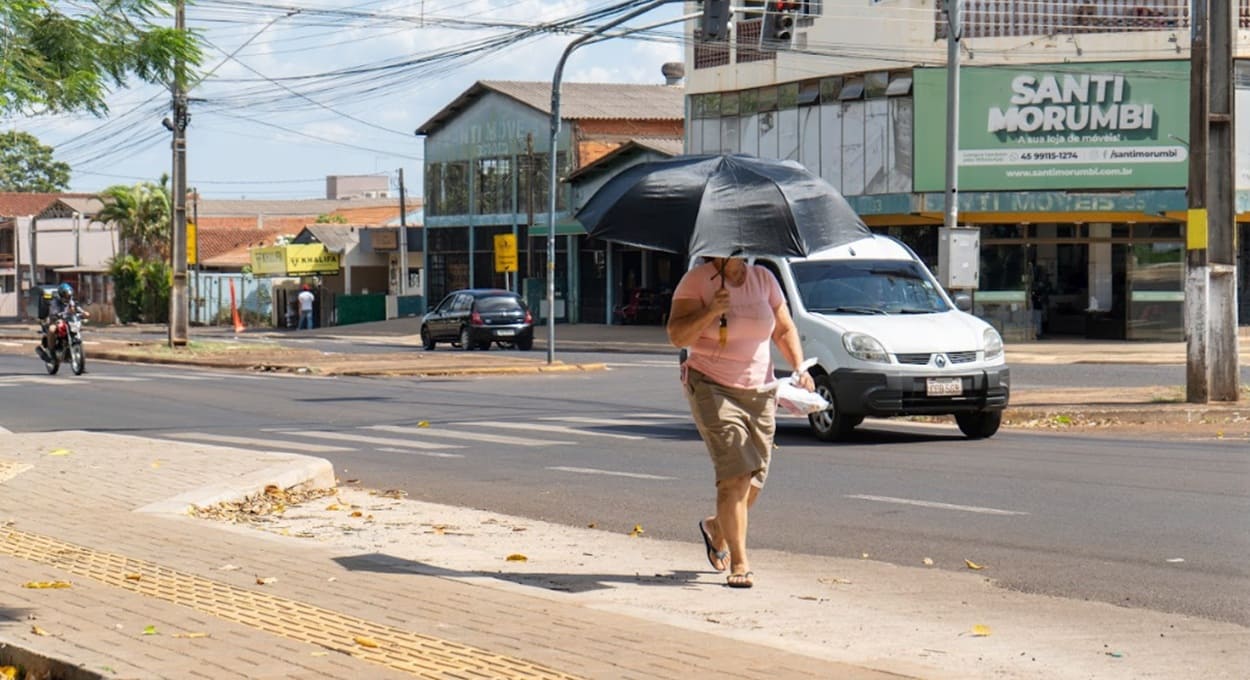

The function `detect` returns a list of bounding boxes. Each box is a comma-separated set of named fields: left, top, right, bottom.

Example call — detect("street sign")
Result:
left=494, top=233, right=517, bottom=273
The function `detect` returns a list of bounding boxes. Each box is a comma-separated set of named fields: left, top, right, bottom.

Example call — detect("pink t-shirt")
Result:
left=673, top=261, right=782, bottom=389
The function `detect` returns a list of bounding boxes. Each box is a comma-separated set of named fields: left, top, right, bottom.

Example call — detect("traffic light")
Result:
left=699, top=0, right=731, bottom=42
left=760, top=0, right=798, bottom=50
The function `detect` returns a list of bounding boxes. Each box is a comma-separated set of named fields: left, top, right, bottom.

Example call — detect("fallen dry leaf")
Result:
left=354, top=636, right=379, bottom=648
left=125, top=573, right=142, bottom=581
left=22, top=581, right=71, bottom=589
left=0, top=666, right=17, bottom=680
left=818, top=577, right=853, bottom=585
left=30, top=625, right=49, bottom=636
left=325, top=503, right=342, bottom=511
left=417, top=420, right=429, bottom=428
left=256, top=577, right=277, bottom=585
left=310, top=651, right=329, bottom=657
left=172, top=632, right=209, bottom=639
left=142, top=625, right=158, bottom=636
left=349, top=511, right=362, bottom=518
left=964, top=559, right=985, bottom=570
left=923, top=557, right=934, bottom=566
left=218, top=564, right=242, bottom=571
left=505, top=553, right=528, bottom=562
left=587, top=522, right=597, bottom=529
left=971, top=624, right=992, bottom=637
left=150, top=460, right=162, bottom=469
left=629, top=524, right=645, bottom=537
left=48, top=448, right=71, bottom=456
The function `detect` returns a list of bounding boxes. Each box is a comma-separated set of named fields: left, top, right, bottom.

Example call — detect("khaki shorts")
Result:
left=684, top=367, right=777, bottom=488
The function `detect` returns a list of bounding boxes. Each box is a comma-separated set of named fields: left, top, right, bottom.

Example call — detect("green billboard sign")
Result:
left=914, top=61, right=1189, bottom=192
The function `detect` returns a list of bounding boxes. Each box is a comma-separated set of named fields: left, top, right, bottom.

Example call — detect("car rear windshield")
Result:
left=475, top=295, right=524, bottom=313
left=791, top=259, right=950, bottom=315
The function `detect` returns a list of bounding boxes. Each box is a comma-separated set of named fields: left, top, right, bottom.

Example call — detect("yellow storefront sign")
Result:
left=249, top=244, right=341, bottom=276
left=285, top=244, right=341, bottom=275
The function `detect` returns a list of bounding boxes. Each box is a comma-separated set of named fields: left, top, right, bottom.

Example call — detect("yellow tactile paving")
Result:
left=1, top=527, right=583, bottom=679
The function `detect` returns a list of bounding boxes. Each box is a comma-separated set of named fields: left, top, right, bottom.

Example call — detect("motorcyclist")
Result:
left=37, top=283, right=87, bottom=362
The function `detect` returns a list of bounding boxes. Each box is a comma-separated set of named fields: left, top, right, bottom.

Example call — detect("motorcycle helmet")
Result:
left=57, top=282, right=73, bottom=301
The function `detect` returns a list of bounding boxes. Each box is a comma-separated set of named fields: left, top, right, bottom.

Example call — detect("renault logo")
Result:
left=935, top=354, right=948, bottom=368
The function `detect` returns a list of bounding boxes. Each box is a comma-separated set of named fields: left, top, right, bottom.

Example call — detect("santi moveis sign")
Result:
left=249, top=244, right=341, bottom=276
left=913, top=61, right=1189, bottom=192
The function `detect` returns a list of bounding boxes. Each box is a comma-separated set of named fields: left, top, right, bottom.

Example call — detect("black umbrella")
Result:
left=575, top=154, right=871, bottom=259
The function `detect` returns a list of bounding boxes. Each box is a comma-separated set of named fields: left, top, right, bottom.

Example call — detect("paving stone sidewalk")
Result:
left=0, top=431, right=907, bottom=680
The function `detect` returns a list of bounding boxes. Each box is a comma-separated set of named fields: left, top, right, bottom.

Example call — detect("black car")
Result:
left=420, top=289, right=534, bottom=351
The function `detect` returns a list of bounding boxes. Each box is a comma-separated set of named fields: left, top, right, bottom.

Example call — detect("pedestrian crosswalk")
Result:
left=148, top=413, right=689, bottom=457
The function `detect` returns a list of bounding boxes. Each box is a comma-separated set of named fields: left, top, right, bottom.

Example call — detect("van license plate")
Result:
left=926, top=378, right=962, bottom=396
left=496, top=329, right=515, bottom=337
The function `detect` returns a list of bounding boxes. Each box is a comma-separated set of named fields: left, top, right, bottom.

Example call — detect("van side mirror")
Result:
left=953, top=293, right=973, bottom=312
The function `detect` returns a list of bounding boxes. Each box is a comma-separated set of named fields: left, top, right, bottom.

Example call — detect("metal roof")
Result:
left=197, top=198, right=399, bottom=216
left=416, top=81, right=685, bottom=136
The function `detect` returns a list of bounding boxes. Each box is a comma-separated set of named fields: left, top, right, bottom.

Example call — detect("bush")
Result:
left=109, top=255, right=171, bottom=323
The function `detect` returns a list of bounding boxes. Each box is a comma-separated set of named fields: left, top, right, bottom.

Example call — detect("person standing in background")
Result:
left=298, top=284, right=315, bottom=330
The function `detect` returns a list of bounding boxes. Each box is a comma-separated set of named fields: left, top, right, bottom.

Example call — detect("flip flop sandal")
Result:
left=726, top=571, right=754, bottom=589
left=698, top=520, right=728, bottom=572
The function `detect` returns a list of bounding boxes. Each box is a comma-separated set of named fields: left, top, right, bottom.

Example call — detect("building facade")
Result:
left=684, top=0, right=1250, bottom=341
left=416, top=79, right=684, bottom=323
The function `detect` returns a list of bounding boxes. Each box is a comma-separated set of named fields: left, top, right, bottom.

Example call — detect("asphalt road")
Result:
left=1, top=351, right=1247, bottom=626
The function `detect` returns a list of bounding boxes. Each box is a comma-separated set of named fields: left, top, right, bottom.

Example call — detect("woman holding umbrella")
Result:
left=668, top=255, right=814, bottom=589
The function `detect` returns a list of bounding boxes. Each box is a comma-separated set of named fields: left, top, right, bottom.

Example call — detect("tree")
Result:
left=0, top=1, right=200, bottom=116
left=0, top=130, right=69, bottom=191
left=98, top=178, right=170, bottom=261
left=315, top=213, right=348, bottom=224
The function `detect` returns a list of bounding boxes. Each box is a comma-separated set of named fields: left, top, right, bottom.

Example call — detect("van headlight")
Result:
left=983, top=328, right=1004, bottom=360
left=843, top=332, right=889, bottom=363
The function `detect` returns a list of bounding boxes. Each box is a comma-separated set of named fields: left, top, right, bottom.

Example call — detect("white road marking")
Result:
left=547, top=466, right=675, bottom=480
left=283, top=430, right=465, bottom=451
left=368, top=424, right=570, bottom=447
left=0, top=376, right=71, bottom=386
left=845, top=494, right=1028, bottom=516
left=541, top=415, right=686, bottom=427
left=73, top=375, right=147, bottom=382
left=468, top=421, right=646, bottom=441
left=376, top=446, right=464, bottom=458
left=159, top=432, right=352, bottom=453
left=0, top=341, right=21, bottom=347
left=133, top=372, right=214, bottom=381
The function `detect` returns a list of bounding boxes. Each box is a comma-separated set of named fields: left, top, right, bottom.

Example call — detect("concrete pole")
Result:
left=942, top=0, right=961, bottom=232
left=169, top=0, right=189, bottom=347
left=1208, top=0, right=1240, bottom=401
left=398, top=167, right=409, bottom=296
left=1185, top=0, right=1211, bottom=403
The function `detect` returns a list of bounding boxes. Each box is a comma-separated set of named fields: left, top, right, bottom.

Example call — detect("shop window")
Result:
left=739, top=89, right=759, bottom=115
left=442, top=161, right=470, bottom=215
left=819, top=77, right=842, bottom=104
left=797, top=81, right=820, bottom=107
left=427, top=227, right=469, bottom=252
left=1134, top=224, right=1182, bottom=240
left=720, top=92, right=740, bottom=117
left=758, top=86, right=778, bottom=112
left=476, top=157, right=513, bottom=214
left=424, top=163, right=442, bottom=216
left=778, top=83, right=799, bottom=109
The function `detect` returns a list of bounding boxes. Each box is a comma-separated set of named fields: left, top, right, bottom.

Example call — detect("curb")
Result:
left=134, top=449, right=336, bottom=516
left=87, top=350, right=609, bottom=377
left=0, top=642, right=105, bottom=680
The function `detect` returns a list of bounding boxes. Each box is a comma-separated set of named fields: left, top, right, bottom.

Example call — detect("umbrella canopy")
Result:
left=575, top=154, right=871, bottom=259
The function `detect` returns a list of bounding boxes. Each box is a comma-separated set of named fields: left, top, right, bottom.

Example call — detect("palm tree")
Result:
left=98, top=177, right=171, bottom=261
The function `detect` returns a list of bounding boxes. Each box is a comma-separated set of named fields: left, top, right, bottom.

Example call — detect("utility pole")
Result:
left=524, top=133, right=535, bottom=284
left=942, top=0, right=961, bottom=232
left=1186, top=0, right=1213, bottom=403
left=1184, top=0, right=1238, bottom=403
left=398, top=168, right=409, bottom=295
left=168, top=0, right=189, bottom=347
left=1208, top=0, right=1240, bottom=401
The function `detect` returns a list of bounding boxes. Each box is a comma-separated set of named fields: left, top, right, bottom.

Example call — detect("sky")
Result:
left=13, top=0, right=686, bottom=200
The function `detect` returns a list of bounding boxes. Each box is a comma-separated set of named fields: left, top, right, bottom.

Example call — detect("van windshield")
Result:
left=791, top=259, right=950, bottom=315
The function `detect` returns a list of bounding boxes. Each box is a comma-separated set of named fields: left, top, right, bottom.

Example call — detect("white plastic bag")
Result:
left=770, top=359, right=830, bottom=416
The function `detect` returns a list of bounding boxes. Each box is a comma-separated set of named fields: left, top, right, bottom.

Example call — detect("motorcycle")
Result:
left=40, top=312, right=86, bottom=375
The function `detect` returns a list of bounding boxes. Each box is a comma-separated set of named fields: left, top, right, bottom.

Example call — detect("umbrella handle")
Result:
left=718, top=314, right=727, bottom=347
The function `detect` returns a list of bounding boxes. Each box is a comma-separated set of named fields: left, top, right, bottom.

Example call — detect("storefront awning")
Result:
left=250, top=243, right=341, bottom=276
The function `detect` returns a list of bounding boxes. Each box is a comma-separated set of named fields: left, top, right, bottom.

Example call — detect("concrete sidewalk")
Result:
left=2, top=431, right=1246, bottom=680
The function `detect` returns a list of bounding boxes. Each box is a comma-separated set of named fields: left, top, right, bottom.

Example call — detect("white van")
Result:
left=756, top=234, right=1010, bottom=441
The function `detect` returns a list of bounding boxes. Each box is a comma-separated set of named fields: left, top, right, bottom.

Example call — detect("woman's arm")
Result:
left=771, top=302, right=814, bottom=390
left=666, top=288, right=730, bottom=349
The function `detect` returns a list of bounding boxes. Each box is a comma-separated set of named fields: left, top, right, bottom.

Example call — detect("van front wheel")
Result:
left=807, top=375, right=859, bottom=442
left=956, top=410, right=1002, bottom=439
